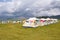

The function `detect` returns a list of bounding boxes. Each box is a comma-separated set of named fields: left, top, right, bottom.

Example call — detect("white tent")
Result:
left=23, top=17, right=58, bottom=27
left=23, top=17, right=39, bottom=27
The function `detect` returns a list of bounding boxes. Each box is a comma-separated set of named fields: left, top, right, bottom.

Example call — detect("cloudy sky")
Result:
left=0, top=0, right=60, bottom=16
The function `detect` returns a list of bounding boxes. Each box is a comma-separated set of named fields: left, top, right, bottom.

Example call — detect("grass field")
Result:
left=0, top=21, right=60, bottom=40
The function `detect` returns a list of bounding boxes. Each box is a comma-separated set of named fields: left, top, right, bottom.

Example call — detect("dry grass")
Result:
left=0, top=21, right=60, bottom=40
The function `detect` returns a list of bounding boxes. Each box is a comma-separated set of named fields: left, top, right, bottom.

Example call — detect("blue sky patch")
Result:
left=0, top=0, right=12, bottom=2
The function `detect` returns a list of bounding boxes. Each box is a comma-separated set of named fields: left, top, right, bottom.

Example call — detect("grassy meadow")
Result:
left=0, top=20, right=60, bottom=40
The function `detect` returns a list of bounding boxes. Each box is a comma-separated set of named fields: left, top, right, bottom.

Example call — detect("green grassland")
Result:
left=0, top=21, right=60, bottom=40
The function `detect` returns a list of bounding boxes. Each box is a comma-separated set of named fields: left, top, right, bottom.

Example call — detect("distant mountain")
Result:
left=36, top=15, right=60, bottom=19
left=49, top=15, right=60, bottom=19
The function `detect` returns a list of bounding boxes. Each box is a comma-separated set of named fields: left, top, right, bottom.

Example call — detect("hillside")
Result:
left=36, top=15, right=60, bottom=19
left=0, top=20, right=60, bottom=40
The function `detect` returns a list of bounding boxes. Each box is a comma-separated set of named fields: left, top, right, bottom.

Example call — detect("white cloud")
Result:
left=0, top=0, right=22, bottom=13
left=32, top=0, right=52, bottom=7
left=25, top=8, right=31, bottom=11
left=32, top=8, right=60, bottom=16
left=28, top=0, right=60, bottom=16
left=48, top=8, right=60, bottom=16
left=0, top=0, right=60, bottom=16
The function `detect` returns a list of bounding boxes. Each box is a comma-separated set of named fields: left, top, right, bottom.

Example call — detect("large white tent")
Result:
left=23, top=17, right=58, bottom=27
